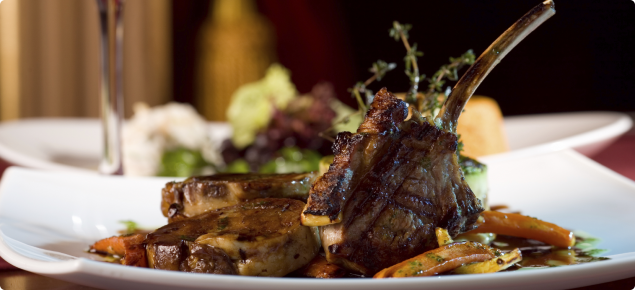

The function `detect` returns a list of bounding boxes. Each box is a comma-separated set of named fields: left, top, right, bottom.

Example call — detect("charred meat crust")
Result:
left=303, top=132, right=360, bottom=220
left=292, top=254, right=348, bottom=278
left=304, top=88, right=484, bottom=275
left=181, top=243, right=238, bottom=274
left=303, top=91, right=408, bottom=220
left=330, top=122, right=482, bottom=273
left=357, top=90, right=408, bottom=134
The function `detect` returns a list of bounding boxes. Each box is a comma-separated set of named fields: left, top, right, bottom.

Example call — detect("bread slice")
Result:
left=457, top=96, right=509, bottom=158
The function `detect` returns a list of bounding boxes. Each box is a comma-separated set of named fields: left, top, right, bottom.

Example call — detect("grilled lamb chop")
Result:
left=146, top=198, right=320, bottom=276
left=303, top=88, right=484, bottom=274
left=161, top=172, right=317, bottom=222
left=302, top=1, right=555, bottom=275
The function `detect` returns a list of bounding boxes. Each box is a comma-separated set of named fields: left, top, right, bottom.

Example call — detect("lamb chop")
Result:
left=161, top=172, right=317, bottom=222
left=301, top=1, right=555, bottom=275
left=146, top=198, right=320, bottom=276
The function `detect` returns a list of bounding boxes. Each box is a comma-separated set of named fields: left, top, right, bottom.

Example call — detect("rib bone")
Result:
left=436, top=0, right=556, bottom=133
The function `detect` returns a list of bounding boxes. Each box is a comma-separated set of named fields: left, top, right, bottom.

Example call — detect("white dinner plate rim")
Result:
left=1, top=149, right=635, bottom=289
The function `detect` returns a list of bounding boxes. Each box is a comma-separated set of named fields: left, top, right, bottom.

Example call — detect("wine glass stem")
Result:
left=96, top=0, right=124, bottom=175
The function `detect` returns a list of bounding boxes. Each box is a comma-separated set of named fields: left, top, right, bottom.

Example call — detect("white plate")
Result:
left=1, top=149, right=635, bottom=290
left=480, top=111, right=632, bottom=163
left=0, top=118, right=232, bottom=173
left=0, top=112, right=631, bottom=173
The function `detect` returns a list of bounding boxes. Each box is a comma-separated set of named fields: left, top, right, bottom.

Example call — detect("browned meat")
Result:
left=161, top=172, right=317, bottom=222
left=302, top=88, right=484, bottom=275
left=146, top=198, right=320, bottom=276
left=291, top=254, right=347, bottom=278
left=301, top=0, right=556, bottom=275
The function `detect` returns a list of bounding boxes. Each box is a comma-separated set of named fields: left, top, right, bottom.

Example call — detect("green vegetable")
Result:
left=259, top=147, right=321, bottom=174
left=573, top=231, right=608, bottom=257
left=459, top=156, right=488, bottom=209
left=159, top=148, right=208, bottom=177
left=225, top=159, right=250, bottom=173
left=119, top=220, right=139, bottom=235
left=326, top=60, right=395, bottom=139
left=329, top=98, right=364, bottom=134
left=227, top=64, right=298, bottom=149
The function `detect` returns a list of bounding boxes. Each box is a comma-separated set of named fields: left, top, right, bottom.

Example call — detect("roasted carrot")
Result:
left=435, top=227, right=453, bottom=247
left=452, top=248, right=522, bottom=274
left=90, top=233, right=148, bottom=267
left=467, top=211, right=575, bottom=248
left=373, top=241, right=498, bottom=278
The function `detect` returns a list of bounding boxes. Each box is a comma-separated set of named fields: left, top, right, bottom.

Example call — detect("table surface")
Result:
left=0, top=134, right=634, bottom=290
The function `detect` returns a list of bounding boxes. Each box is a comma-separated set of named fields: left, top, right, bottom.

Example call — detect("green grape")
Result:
left=225, top=159, right=251, bottom=173
left=258, top=147, right=321, bottom=174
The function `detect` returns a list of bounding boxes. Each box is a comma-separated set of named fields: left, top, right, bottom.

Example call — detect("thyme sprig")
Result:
left=389, top=22, right=475, bottom=117
left=321, top=21, right=474, bottom=144
left=349, top=60, right=397, bottom=111
left=319, top=60, right=396, bottom=142
left=390, top=22, right=423, bottom=104
left=421, top=50, right=476, bottom=115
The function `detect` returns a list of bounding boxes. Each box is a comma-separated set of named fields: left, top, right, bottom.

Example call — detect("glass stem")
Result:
left=96, top=0, right=124, bottom=175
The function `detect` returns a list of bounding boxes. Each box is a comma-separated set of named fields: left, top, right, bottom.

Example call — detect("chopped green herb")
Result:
left=426, top=253, right=445, bottom=262
left=581, top=248, right=608, bottom=257
left=217, top=217, right=230, bottom=231
left=179, top=235, right=196, bottom=242
left=421, top=157, right=432, bottom=169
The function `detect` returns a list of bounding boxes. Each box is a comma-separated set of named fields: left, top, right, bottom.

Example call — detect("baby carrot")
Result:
left=468, top=211, right=575, bottom=248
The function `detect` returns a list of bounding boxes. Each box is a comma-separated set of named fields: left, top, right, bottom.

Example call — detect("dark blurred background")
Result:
left=174, top=0, right=635, bottom=117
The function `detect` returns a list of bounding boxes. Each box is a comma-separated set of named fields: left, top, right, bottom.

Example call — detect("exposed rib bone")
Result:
left=436, top=0, right=555, bottom=132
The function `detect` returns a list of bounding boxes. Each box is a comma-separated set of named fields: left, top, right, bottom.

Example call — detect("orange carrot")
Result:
left=467, top=211, right=575, bottom=248
left=374, top=241, right=498, bottom=278
left=90, top=234, right=148, bottom=267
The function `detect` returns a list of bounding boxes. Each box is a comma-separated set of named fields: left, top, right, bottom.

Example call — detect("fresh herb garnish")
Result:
left=217, top=216, right=230, bottom=231
left=390, top=21, right=422, bottom=104
left=426, top=253, right=445, bottom=262
left=119, top=220, right=139, bottom=235
left=421, top=50, right=476, bottom=117
left=179, top=235, right=196, bottom=242
left=320, top=60, right=396, bottom=141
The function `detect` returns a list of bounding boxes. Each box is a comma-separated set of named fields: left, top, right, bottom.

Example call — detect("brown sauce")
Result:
left=89, top=232, right=609, bottom=276
left=312, top=234, right=609, bottom=278
left=491, top=234, right=609, bottom=271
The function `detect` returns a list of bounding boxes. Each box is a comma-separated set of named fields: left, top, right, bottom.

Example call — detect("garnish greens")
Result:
left=217, top=217, right=230, bottom=231
left=389, top=22, right=422, bottom=104
left=390, top=21, right=476, bottom=118
left=159, top=148, right=212, bottom=177
left=120, top=220, right=139, bottom=235
left=321, top=60, right=396, bottom=141
left=321, top=21, right=477, bottom=141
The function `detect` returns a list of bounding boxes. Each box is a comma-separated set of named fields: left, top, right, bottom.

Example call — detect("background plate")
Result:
left=0, top=112, right=630, bottom=173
